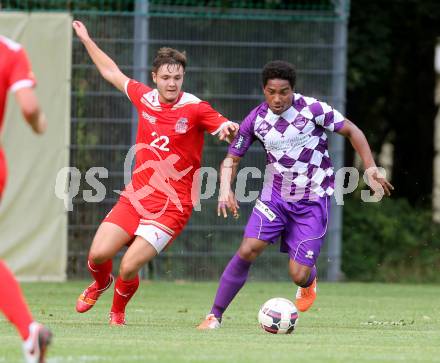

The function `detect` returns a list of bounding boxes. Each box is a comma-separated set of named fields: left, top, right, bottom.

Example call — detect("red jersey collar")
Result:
left=158, top=91, right=184, bottom=109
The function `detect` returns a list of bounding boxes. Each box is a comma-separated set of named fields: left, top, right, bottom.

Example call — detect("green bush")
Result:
left=342, top=197, right=440, bottom=282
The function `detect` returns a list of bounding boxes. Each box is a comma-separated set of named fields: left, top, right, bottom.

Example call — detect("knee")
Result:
left=238, top=243, right=258, bottom=262
left=88, top=249, right=109, bottom=265
left=89, top=237, right=114, bottom=264
left=119, top=260, right=138, bottom=280
left=289, top=269, right=309, bottom=286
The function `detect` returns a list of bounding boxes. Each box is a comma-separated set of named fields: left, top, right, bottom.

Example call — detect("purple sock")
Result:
left=210, top=254, right=252, bottom=319
left=300, top=266, right=317, bottom=288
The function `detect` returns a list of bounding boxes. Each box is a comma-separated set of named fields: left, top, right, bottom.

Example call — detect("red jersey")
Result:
left=123, top=79, right=229, bottom=209
left=0, top=36, right=36, bottom=198
left=0, top=36, right=36, bottom=131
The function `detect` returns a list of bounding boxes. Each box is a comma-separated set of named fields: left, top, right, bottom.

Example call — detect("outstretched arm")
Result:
left=337, top=119, right=394, bottom=196
left=72, top=20, right=128, bottom=92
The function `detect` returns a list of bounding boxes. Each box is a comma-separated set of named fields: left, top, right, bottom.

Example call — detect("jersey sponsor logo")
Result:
left=255, top=199, right=276, bottom=221
left=293, top=115, right=309, bottom=130
left=235, top=135, right=244, bottom=149
left=266, top=134, right=310, bottom=152
left=142, top=111, right=157, bottom=124
left=175, top=117, right=189, bottom=134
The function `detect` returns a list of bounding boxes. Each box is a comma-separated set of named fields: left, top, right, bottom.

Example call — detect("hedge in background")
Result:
left=342, top=197, right=440, bottom=282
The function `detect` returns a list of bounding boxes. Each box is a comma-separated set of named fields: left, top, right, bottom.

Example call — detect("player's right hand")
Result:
left=365, top=167, right=394, bottom=197
left=72, top=20, right=90, bottom=41
left=217, top=190, right=240, bottom=219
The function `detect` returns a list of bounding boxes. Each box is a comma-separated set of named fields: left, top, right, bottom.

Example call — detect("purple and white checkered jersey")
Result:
left=228, top=93, right=345, bottom=200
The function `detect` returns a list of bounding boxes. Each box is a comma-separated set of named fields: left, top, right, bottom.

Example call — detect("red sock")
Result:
left=0, top=260, right=33, bottom=340
left=88, top=259, right=112, bottom=289
left=111, top=275, right=140, bottom=313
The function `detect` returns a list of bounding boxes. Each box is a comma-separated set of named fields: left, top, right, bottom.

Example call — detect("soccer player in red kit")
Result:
left=72, top=21, right=239, bottom=325
left=0, top=35, right=51, bottom=363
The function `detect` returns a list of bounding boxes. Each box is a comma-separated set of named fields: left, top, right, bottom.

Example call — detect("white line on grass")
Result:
left=48, top=356, right=146, bottom=362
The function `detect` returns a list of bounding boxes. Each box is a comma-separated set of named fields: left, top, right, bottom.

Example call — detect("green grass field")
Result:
left=0, top=282, right=439, bottom=363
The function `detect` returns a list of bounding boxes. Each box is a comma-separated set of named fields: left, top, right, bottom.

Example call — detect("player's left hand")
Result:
left=219, top=122, right=239, bottom=143
left=365, top=167, right=394, bottom=197
left=217, top=190, right=240, bottom=219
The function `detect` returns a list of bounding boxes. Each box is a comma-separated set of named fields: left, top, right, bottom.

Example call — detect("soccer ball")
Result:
left=258, top=297, right=299, bottom=334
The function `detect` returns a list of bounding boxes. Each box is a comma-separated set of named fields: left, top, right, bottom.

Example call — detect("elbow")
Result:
left=345, top=130, right=354, bottom=141
left=226, top=154, right=241, bottom=165
left=221, top=155, right=240, bottom=170
left=102, top=68, right=121, bottom=86
left=102, top=71, right=114, bottom=84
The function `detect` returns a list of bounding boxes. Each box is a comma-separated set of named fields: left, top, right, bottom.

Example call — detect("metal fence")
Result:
left=2, top=0, right=349, bottom=281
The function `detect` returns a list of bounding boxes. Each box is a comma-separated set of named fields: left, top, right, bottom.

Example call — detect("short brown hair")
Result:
left=152, top=47, right=187, bottom=73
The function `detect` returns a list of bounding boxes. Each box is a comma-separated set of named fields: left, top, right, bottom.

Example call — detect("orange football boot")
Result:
left=197, top=314, right=221, bottom=330
left=295, top=277, right=317, bottom=312
left=76, top=275, right=114, bottom=313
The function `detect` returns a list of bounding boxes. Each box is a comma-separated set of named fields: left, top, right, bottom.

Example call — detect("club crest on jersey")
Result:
left=142, top=111, right=157, bottom=124
left=175, top=117, right=188, bottom=134
left=256, top=121, right=272, bottom=137
left=293, top=115, right=309, bottom=130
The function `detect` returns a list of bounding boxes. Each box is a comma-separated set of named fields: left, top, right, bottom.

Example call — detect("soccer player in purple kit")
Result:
left=198, top=60, right=394, bottom=329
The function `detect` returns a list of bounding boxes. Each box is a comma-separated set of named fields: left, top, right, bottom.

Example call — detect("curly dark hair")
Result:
left=262, top=60, right=296, bottom=88
left=152, top=47, right=187, bottom=73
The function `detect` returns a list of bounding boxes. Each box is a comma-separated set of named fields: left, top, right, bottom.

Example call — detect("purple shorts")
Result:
left=244, top=196, right=330, bottom=267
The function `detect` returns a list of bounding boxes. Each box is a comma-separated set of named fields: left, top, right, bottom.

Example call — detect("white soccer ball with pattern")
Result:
left=258, top=297, right=298, bottom=334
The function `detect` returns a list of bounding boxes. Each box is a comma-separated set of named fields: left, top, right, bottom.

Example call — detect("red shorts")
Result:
left=103, top=196, right=192, bottom=252
left=0, top=148, right=7, bottom=200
